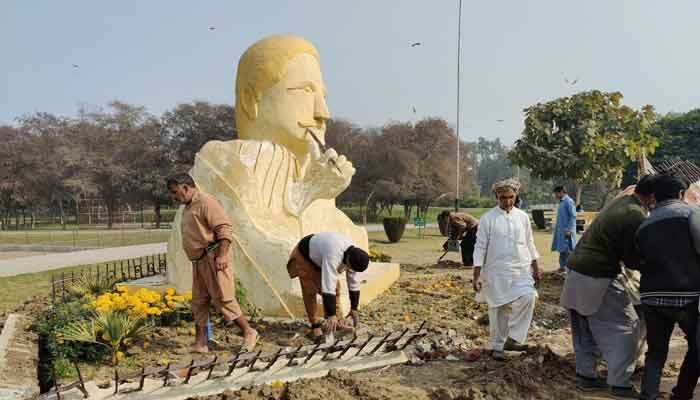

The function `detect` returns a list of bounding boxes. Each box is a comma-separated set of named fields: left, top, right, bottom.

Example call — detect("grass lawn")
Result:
left=369, top=227, right=557, bottom=271
left=0, top=229, right=171, bottom=248
left=0, top=208, right=491, bottom=248
left=0, top=264, right=93, bottom=315
left=340, top=206, right=490, bottom=224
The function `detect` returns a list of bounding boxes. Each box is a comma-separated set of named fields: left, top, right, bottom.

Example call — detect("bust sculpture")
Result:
left=166, top=35, right=397, bottom=317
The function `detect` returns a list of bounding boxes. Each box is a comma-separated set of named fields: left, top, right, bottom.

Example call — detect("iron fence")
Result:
left=50, top=254, right=167, bottom=304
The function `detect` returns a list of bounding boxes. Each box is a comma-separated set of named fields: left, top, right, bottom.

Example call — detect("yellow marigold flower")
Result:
left=116, top=351, right=125, bottom=361
left=165, top=288, right=176, bottom=296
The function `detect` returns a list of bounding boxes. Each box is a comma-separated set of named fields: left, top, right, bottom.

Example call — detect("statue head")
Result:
left=235, top=35, right=330, bottom=158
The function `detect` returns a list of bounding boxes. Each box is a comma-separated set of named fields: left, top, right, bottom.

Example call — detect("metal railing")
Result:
left=50, top=254, right=167, bottom=303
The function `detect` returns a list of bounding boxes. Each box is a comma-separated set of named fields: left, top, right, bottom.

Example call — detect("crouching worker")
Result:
left=287, top=232, right=370, bottom=342
left=438, top=210, right=479, bottom=267
left=166, top=173, right=258, bottom=353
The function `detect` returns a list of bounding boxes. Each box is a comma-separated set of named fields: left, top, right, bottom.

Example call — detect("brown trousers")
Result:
left=287, top=246, right=341, bottom=324
left=192, top=252, right=242, bottom=328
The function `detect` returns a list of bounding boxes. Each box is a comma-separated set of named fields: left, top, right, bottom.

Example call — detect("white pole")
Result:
left=455, top=0, right=462, bottom=212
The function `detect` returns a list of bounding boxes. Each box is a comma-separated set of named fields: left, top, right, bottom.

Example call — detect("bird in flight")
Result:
left=72, top=64, right=79, bottom=68
left=410, top=42, right=421, bottom=47
left=564, top=77, right=579, bottom=85
left=496, top=119, right=504, bottom=122
left=412, top=106, right=417, bottom=114
left=208, top=26, right=216, bottom=31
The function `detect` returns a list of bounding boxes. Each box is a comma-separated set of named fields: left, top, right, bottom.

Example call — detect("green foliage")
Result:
left=235, top=277, right=247, bottom=308
left=382, top=216, right=408, bottom=243
left=67, top=273, right=119, bottom=299
left=60, top=309, right=153, bottom=365
left=369, top=246, right=392, bottom=262
left=509, top=91, right=658, bottom=193
left=32, top=299, right=108, bottom=388
left=648, top=109, right=700, bottom=165
left=460, top=197, right=494, bottom=208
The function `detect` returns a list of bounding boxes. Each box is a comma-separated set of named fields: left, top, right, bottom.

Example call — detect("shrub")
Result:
left=60, top=309, right=153, bottom=365
left=369, top=246, right=392, bottom=262
left=67, top=273, right=119, bottom=299
left=382, top=217, right=407, bottom=243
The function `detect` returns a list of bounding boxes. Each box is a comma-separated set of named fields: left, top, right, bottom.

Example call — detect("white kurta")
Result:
left=473, top=207, right=540, bottom=308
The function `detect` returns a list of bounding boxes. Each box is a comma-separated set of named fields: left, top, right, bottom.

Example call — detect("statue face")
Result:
left=254, top=53, right=330, bottom=158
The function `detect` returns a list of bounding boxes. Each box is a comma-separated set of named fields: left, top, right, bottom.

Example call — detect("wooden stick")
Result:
left=406, top=288, right=451, bottom=298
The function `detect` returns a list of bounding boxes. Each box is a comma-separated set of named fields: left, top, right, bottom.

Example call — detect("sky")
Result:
left=2, top=1, right=699, bottom=144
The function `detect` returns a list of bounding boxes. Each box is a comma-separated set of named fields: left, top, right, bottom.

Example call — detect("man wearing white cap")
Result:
left=473, top=177, right=540, bottom=361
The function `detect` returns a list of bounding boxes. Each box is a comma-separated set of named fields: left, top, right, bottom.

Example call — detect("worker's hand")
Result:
left=472, top=267, right=482, bottom=292
left=531, top=261, right=540, bottom=288
left=345, top=310, right=360, bottom=328
left=564, top=229, right=572, bottom=238
left=215, top=255, right=229, bottom=272
left=325, top=315, right=339, bottom=335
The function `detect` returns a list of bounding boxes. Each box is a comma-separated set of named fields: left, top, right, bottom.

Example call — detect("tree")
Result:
left=0, top=126, right=28, bottom=229
left=648, top=109, right=700, bottom=165
left=509, top=90, right=657, bottom=204
left=17, top=113, right=76, bottom=228
left=162, top=101, right=236, bottom=171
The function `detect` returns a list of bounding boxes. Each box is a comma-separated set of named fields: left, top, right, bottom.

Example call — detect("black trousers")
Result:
left=640, top=301, right=699, bottom=400
left=460, top=227, right=477, bottom=266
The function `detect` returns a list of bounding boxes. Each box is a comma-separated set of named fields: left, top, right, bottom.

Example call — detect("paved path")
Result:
left=0, top=242, right=166, bottom=277
left=0, top=224, right=437, bottom=277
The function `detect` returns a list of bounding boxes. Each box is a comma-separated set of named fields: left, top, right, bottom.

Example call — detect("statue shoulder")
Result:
left=198, top=139, right=279, bottom=168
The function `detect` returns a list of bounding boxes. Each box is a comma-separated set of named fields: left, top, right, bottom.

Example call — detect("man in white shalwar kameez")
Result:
left=473, top=178, right=540, bottom=360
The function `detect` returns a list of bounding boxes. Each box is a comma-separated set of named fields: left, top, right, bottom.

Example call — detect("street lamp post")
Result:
left=455, top=0, right=463, bottom=212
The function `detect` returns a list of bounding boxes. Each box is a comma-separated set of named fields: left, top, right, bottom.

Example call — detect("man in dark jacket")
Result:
left=635, top=173, right=700, bottom=400
left=560, top=175, right=656, bottom=398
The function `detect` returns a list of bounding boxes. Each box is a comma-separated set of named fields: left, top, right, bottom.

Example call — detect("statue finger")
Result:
left=323, top=148, right=338, bottom=163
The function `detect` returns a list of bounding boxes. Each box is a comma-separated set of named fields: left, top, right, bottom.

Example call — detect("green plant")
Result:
left=60, top=310, right=153, bottom=365
left=382, top=217, right=407, bottom=243
left=67, top=273, right=119, bottom=299
left=368, top=246, right=392, bottom=262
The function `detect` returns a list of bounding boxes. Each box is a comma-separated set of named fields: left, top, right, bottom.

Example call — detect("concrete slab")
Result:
left=0, top=314, right=39, bottom=399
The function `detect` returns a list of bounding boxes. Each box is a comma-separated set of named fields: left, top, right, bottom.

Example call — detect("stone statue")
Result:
left=166, top=35, right=397, bottom=317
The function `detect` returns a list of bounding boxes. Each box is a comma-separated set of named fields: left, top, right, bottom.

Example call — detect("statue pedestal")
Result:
left=117, top=262, right=400, bottom=319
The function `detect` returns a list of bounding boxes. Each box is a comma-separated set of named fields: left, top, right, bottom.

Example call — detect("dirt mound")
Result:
left=211, top=369, right=426, bottom=400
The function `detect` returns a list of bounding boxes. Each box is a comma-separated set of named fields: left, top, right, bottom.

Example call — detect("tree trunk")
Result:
left=154, top=202, right=162, bottom=229
left=74, top=196, right=80, bottom=229
left=574, top=182, right=582, bottom=207
left=362, top=188, right=376, bottom=226
left=107, top=200, right=114, bottom=229
left=403, top=202, right=413, bottom=219
left=59, top=200, right=66, bottom=230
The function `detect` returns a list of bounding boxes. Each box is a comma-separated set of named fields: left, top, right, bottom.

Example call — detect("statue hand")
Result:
left=304, top=140, right=355, bottom=198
